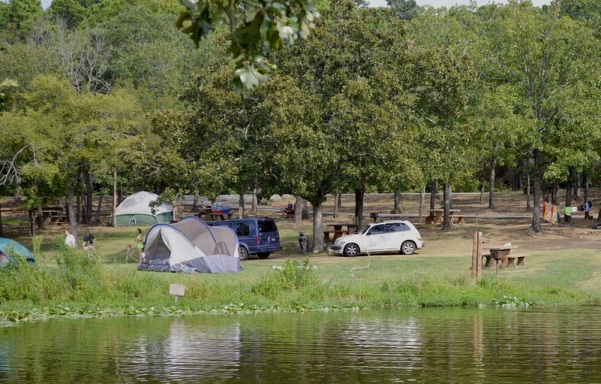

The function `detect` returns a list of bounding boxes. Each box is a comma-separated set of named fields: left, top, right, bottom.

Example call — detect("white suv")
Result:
left=328, top=220, right=424, bottom=257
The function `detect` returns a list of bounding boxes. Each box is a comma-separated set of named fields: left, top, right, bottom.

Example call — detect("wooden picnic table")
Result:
left=198, top=207, right=234, bottom=221
left=40, top=206, right=68, bottom=224
left=482, top=246, right=528, bottom=268
left=426, top=209, right=464, bottom=225
left=323, top=223, right=357, bottom=243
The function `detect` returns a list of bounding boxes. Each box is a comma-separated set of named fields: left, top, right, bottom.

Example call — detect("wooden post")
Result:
left=476, top=232, right=482, bottom=280
left=471, top=231, right=478, bottom=281
left=472, top=231, right=482, bottom=282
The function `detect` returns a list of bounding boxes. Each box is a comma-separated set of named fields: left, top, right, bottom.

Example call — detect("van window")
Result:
left=237, top=222, right=250, bottom=236
left=258, top=220, right=278, bottom=233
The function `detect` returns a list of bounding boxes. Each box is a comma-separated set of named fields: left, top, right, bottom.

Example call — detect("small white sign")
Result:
left=169, top=284, right=185, bottom=297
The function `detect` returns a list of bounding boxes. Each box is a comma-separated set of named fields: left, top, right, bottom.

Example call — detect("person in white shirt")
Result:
left=65, top=230, right=76, bottom=247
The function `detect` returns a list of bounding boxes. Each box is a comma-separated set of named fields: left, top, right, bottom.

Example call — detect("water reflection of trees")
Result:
left=118, top=317, right=241, bottom=382
left=2, top=308, right=601, bottom=383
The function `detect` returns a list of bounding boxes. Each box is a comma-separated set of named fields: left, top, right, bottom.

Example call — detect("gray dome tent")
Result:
left=138, top=216, right=241, bottom=273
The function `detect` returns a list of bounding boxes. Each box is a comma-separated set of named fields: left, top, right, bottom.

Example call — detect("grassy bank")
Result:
left=2, top=223, right=600, bottom=325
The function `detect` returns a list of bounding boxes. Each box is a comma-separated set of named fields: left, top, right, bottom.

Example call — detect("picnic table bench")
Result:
left=40, top=206, right=68, bottom=224
left=482, top=246, right=528, bottom=268
left=425, top=209, right=464, bottom=225
left=323, top=223, right=357, bottom=243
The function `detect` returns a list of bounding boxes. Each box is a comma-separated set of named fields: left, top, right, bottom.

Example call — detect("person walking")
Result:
left=83, top=230, right=95, bottom=249
left=65, top=230, right=76, bottom=247
left=136, top=228, right=144, bottom=260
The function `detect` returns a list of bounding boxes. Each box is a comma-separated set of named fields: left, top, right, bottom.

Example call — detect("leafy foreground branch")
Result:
left=0, top=250, right=594, bottom=325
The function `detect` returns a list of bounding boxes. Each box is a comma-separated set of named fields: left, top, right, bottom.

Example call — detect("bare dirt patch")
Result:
left=271, top=191, right=601, bottom=257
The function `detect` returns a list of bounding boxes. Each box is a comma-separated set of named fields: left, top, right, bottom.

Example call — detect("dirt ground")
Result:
left=2, top=191, right=601, bottom=257
left=269, top=191, right=601, bottom=256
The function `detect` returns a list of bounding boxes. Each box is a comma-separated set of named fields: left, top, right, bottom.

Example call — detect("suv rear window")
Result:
left=258, top=220, right=278, bottom=233
left=236, top=223, right=250, bottom=236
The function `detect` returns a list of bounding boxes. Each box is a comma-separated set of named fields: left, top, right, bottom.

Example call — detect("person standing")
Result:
left=136, top=228, right=144, bottom=260
left=83, top=230, right=95, bottom=249
left=65, top=230, right=76, bottom=247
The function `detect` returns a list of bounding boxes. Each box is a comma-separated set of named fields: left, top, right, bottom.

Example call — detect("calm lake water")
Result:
left=1, top=306, right=601, bottom=383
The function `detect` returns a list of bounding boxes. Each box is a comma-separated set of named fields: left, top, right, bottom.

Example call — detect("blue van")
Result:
left=205, top=218, right=282, bottom=260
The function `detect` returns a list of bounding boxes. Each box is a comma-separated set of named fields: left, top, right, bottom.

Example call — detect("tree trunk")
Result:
left=112, top=169, right=118, bottom=227
left=530, top=149, right=542, bottom=232
left=294, top=196, right=304, bottom=224
left=333, top=188, right=339, bottom=218
left=574, top=172, right=581, bottom=202
left=251, top=188, right=258, bottom=213
left=565, top=170, right=572, bottom=224
left=584, top=173, right=591, bottom=220
left=301, top=200, right=310, bottom=220
left=354, top=188, right=365, bottom=229
left=238, top=193, right=245, bottom=219
left=393, top=190, right=403, bottom=214
left=28, top=209, right=35, bottom=236
left=311, top=201, right=324, bottom=252
left=37, top=206, right=45, bottom=230
left=0, top=204, right=3, bottom=237
left=442, top=182, right=452, bottom=231
left=418, top=186, right=425, bottom=223
left=76, top=191, right=82, bottom=224
left=430, top=181, right=438, bottom=216
left=526, top=167, right=531, bottom=210
left=489, top=142, right=498, bottom=209
left=552, top=179, right=559, bottom=206
left=95, top=194, right=104, bottom=224
left=87, top=172, right=93, bottom=224
left=479, top=182, right=484, bottom=204
left=68, top=185, right=78, bottom=242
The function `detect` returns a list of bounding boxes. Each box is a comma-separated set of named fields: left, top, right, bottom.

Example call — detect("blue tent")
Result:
left=0, top=238, right=35, bottom=265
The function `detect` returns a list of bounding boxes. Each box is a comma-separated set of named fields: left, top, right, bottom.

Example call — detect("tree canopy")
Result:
left=1, top=0, right=601, bottom=239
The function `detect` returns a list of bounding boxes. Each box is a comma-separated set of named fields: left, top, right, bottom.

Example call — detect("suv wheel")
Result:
left=401, top=241, right=416, bottom=255
left=343, top=243, right=360, bottom=257
left=239, top=246, right=250, bottom=260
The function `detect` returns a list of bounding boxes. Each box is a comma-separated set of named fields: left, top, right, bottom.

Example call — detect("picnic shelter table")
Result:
left=323, top=223, right=357, bottom=243
left=426, top=209, right=464, bottom=225
left=198, top=205, right=234, bottom=221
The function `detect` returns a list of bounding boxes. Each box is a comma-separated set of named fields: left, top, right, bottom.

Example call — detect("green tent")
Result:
left=0, top=238, right=35, bottom=266
left=115, top=191, right=173, bottom=226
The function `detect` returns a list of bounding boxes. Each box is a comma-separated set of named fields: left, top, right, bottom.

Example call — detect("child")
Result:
left=126, top=244, right=135, bottom=262
left=83, top=230, right=95, bottom=250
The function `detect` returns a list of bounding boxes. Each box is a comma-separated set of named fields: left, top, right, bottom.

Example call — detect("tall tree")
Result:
left=411, top=47, right=476, bottom=230
left=0, top=75, right=146, bottom=236
left=0, top=0, right=42, bottom=43
left=487, top=3, right=601, bottom=232
left=273, top=3, right=419, bottom=248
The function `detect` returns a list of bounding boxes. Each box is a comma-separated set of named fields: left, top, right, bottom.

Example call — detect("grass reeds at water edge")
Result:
left=1, top=237, right=598, bottom=324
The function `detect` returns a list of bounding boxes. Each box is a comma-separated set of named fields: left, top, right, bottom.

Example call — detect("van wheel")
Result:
left=343, top=243, right=360, bottom=257
left=257, top=252, right=270, bottom=259
left=239, top=246, right=250, bottom=260
left=401, top=241, right=416, bottom=255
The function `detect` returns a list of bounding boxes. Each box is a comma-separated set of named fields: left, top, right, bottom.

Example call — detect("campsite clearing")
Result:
left=2, top=191, right=601, bottom=324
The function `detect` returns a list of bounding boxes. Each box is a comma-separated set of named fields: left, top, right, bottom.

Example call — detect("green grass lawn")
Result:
left=1, top=223, right=600, bottom=325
